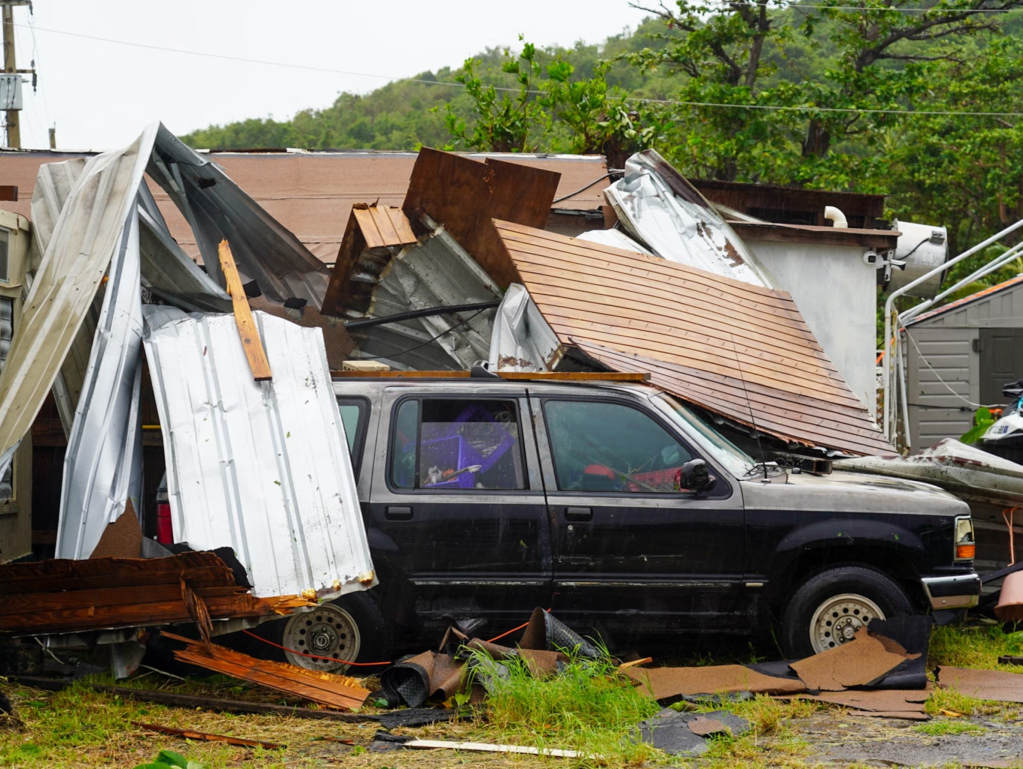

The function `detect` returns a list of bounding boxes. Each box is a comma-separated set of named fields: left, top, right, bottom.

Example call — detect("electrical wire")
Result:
left=15, top=21, right=1023, bottom=120
left=357, top=306, right=494, bottom=362
left=903, top=329, right=1004, bottom=409
left=241, top=610, right=547, bottom=666
left=551, top=171, right=619, bottom=204
left=714, top=1, right=1022, bottom=13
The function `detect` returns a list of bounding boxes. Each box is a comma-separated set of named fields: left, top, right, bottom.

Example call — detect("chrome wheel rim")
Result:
left=281, top=604, right=361, bottom=673
left=809, top=593, right=885, bottom=653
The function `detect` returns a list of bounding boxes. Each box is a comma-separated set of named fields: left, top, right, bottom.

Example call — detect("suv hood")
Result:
left=740, top=469, right=970, bottom=517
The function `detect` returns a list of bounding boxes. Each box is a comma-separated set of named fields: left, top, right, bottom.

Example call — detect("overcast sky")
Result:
left=6, top=0, right=651, bottom=151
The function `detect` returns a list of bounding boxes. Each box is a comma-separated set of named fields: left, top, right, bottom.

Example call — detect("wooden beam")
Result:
left=217, top=240, right=272, bottom=381
left=329, top=369, right=649, bottom=383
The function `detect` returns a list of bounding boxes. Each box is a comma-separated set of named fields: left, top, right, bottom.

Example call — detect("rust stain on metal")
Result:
left=163, top=631, right=370, bottom=711
left=492, top=219, right=893, bottom=455
left=400, top=148, right=560, bottom=291
left=0, top=552, right=313, bottom=636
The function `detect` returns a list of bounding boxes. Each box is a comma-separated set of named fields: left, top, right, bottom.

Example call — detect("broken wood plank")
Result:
left=8, top=677, right=377, bottom=722
left=217, top=239, right=272, bottom=381
left=329, top=369, right=649, bottom=382
left=163, top=632, right=369, bottom=711
left=403, top=739, right=584, bottom=758
left=133, top=721, right=283, bottom=749
left=0, top=552, right=235, bottom=594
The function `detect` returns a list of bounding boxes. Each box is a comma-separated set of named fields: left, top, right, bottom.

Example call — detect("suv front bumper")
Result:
left=922, top=574, right=981, bottom=610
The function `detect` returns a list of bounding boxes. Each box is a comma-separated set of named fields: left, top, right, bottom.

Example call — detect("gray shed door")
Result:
left=979, top=328, right=1023, bottom=404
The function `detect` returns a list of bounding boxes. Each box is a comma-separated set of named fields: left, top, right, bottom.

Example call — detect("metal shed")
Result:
left=904, top=274, right=1023, bottom=449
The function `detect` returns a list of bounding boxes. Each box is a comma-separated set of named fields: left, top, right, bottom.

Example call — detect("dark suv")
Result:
left=275, top=376, right=979, bottom=671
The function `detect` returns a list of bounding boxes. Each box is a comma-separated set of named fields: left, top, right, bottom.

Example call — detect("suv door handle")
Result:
left=385, top=505, right=413, bottom=521
left=564, top=506, right=592, bottom=521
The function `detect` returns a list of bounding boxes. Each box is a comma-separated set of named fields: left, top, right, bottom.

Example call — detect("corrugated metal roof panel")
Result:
left=494, top=220, right=892, bottom=455
left=906, top=274, right=1023, bottom=326
left=0, top=126, right=158, bottom=473
left=143, top=309, right=374, bottom=599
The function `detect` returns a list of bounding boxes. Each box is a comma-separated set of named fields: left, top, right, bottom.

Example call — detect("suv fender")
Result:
left=767, top=517, right=925, bottom=604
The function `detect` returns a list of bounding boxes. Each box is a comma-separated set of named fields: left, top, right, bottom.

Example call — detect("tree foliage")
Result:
left=181, top=2, right=1023, bottom=262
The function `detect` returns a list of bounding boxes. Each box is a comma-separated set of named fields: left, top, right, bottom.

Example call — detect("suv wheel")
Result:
left=275, top=592, right=389, bottom=673
left=781, top=566, right=913, bottom=657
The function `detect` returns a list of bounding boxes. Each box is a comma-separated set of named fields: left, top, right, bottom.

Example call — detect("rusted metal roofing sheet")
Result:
left=403, top=148, right=562, bottom=290
left=0, top=552, right=310, bottom=636
left=143, top=309, right=375, bottom=599
left=493, top=220, right=892, bottom=455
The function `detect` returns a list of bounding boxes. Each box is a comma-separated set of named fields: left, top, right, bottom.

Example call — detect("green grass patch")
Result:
left=913, top=719, right=986, bottom=736
left=925, top=685, right=1004, bottom=718
left=928, top=623, right=1023, bottom=671
left=704, top=694, right=818, bottom=736
left=467, top=646, right=661, bottom=765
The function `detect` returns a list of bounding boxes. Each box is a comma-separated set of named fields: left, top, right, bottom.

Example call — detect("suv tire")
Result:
left=781, top=565, right=913, bottom=657
left=273, top=592, right=390, bottom=673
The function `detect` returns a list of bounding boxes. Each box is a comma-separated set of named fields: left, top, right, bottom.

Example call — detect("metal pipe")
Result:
left=897, top=337, right=911, bottom=450
left=882, top=217, right=1023, bottom=440
left=344, top=300, right=500, bottom=330
left=901, top=241, right=1023, bottom=322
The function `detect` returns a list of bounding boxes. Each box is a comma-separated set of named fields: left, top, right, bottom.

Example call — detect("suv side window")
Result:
left=337, top=397, right=369, bottom=479
left=389, top=398, right=527, bottom=491
left=543, top=399, right=693, bottom=493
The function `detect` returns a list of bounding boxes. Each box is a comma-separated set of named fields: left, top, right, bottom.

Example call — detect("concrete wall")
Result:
left=747, top=240, right=878, bottom=414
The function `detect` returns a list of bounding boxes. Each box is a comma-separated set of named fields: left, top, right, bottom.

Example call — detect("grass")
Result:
left=913, top=720, right=987, bottom=736
left=465, top=646, right=661, bottom=766
left=928, top=622, right=1023, bottom=671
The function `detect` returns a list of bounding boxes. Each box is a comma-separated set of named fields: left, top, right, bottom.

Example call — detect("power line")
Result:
left=17, top=20, right=1023, bottom=120
left=769, top=1, right=1020, bottom=12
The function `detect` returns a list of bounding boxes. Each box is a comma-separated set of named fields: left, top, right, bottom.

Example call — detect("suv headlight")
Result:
left=955, top=515, right=975, bottom=561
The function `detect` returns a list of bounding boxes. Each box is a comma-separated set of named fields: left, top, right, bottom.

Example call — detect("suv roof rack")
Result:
left=330, top=369, right=650, bottom=383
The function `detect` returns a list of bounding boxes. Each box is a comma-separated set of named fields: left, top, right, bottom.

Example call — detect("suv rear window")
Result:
left=336, top=397, right=368, bottom=479
left=389, top=398, right=527, bottom=491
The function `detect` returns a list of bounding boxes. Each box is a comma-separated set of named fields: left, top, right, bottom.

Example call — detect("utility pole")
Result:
left=1, top=1, right=33, bottom=149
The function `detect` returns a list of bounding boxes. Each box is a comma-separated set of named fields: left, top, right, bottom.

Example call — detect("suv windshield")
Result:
left=652, top=394, right=755, bottom=477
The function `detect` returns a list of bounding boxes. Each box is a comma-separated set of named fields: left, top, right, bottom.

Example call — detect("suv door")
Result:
left=530, top=392, right=747, bottom=637
left=365, top=388, right=552, bottom=633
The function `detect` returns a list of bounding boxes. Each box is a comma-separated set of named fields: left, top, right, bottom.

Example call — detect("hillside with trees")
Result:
left=182, top=1, right=1023, bottom=287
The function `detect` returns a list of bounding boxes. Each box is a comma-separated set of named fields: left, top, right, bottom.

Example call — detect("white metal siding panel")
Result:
left=143, top=310, right=374, bottom=599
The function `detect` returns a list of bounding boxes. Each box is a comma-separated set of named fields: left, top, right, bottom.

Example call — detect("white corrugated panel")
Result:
left=605, top=149, right=773, bottom=287
left=143, top=309, right=374, bottom=599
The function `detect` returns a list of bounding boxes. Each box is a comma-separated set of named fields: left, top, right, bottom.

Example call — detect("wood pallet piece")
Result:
left=163, top=632, right=370, bottom=711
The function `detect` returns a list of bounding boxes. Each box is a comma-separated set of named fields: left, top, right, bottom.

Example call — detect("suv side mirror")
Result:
left=678, top=459, right=715, bottom=494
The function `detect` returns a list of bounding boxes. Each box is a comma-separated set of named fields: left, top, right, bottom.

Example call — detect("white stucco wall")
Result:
left=748, top=240, right=877, bottom=415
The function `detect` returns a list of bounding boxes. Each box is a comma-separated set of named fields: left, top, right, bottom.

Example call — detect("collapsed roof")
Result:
left=0, top=123, right=373, bottom=598
left=325, top=147, right=891, bottom=455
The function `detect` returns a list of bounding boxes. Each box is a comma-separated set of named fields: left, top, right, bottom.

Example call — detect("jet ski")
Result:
left=980, top=379, right=1023, bottom=465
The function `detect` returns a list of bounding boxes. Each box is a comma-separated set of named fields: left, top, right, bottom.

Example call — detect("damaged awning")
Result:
left=491, top=220, right=893, bottom=455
